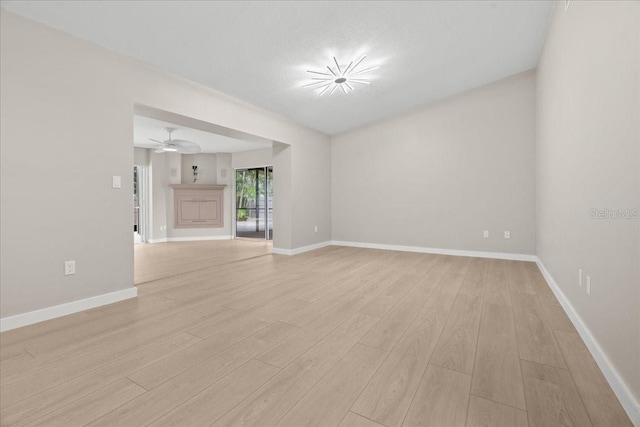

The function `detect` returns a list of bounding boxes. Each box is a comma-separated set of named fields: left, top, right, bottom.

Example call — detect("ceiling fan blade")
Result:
left=172, top=140, right=201, bottom=154
left=148, top=138, right=167, bottom=145
left=176, top=146, right=201, bottom=154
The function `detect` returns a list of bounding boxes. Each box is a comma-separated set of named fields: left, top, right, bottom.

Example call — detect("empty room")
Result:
left=0, top=1, right=638, bottom=427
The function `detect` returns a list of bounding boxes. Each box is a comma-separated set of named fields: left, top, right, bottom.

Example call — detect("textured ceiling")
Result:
left=1, top=1, right=554, bottom=135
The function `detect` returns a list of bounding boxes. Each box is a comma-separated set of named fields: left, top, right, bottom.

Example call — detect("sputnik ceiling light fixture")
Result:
left=304, top=56, right=378, bottom=95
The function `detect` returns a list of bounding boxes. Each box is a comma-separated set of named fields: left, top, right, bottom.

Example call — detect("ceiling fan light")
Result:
left=163, top=147, right=178, bottom=152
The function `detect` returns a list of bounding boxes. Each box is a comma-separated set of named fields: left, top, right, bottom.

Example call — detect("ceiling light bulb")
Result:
left=305, top=55, right=377, bottom=95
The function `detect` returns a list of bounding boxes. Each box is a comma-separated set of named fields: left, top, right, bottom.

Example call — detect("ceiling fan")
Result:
left=149, top=127, right=201, bottom=154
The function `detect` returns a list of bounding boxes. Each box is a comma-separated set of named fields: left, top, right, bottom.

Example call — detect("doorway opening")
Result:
left=235, top=166, right=273, bottom=240
left=133, top=165, right=149, bottom=244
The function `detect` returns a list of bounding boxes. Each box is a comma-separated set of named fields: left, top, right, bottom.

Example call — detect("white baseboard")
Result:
left=330, top=240, right=537, bottom=261
left=148, top=235, right=232, bottom=244
left=167, top=236, right=232, bottom=242
left=272, top=241, right=332, bottom=256
left=0, top=287, right=138, bottom=332
left=271, top=240, right=535, bottom=261
left=535, top=259, right=640, bottom=426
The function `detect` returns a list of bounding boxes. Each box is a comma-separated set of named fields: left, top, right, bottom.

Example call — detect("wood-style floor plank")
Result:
left=128, top=317, right=270, bottom=390
left=429, top=293, right=482, bottom=374
left=214, top=313, right=379, bottom=427
left=511, top=292, right=566, bottom=368
left=351, top=308, right=450, bottom=427
left=338, top=412, right=386, bottom=427
left=466, top=395, right=528, bottom=427
left=471, top=302, right=527, bottom=410
left=359, top=274, right=421, bottom=318
left=0, top=349, right=34, bottom=378
left=508, top=261, right=538, bottom=296
left=256, top=276, right=390, bottom=369
left=0, top=307, right=207, bottom=409
left=520, top=359, right=592, bottom=427
left=524, top=263, right=577, bottom=333
left=88, top=322, right=298, bottom=426
left=1, top=333, right=200, bottom=426
left=351, top=258, right=471, bottom=427
left=554, top=330, right=633, bottom=427
left=402, top=364, right=472, bottom=427
left=275, top=344, right=387, bottom=427
left=483, top=259, right=511, bottom=307
left=359, top=255, right=454, bottom=351
left=0, top=241, right=631, bottom=427
left=134, top=239, right=272, bottom=284
left=430, top=258, right=486, bottom=374
left=30, top=378, right=146, bottom=427
left=150, top=359, right=281, bottom=427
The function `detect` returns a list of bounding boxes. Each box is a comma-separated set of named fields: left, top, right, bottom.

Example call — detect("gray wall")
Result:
left=293, top=137, right=333, bottom=247
left=133, top=147, right=150, bottom=166
left=149, top=151, right=169, bottom=242
left=181, top=153, right=217, bottom=185
left=536, top=1, right=640, bottom=402
left=232, top=148, right=273, bottom=170
left=331, top=70, right=536, bottom=255
left=0, top=10, right=331, bottom=318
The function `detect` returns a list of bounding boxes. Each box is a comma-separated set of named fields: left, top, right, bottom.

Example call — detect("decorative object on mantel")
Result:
left=171, top=184, right=226, bottom=228
left=192, top=165, right=198, bottom=183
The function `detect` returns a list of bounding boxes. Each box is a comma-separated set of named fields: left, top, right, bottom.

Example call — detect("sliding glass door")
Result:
left=236, top=167, right=273, bottom=240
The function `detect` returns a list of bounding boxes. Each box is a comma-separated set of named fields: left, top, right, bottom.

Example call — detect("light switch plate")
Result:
left=112, top=176, right=121, bottom=189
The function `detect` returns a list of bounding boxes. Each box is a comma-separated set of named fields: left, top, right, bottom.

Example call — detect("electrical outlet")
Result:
left=578, top=269, right=583, bottom=287
left=586, top=275, right=591, bottom=295
left=504, top=231, right=511, bottom=239
left=314, top=226, right=318, bottom=233
left=483, top=230, right=489, bottom=238
left=64, top=260, right=76, bottom=276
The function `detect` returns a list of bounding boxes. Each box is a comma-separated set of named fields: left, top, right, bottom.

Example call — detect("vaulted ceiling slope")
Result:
left=1, top=1, right=553, bottom=135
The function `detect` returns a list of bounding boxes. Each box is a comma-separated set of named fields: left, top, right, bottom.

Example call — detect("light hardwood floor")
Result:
left=0, top=241, right=633, bottom=427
